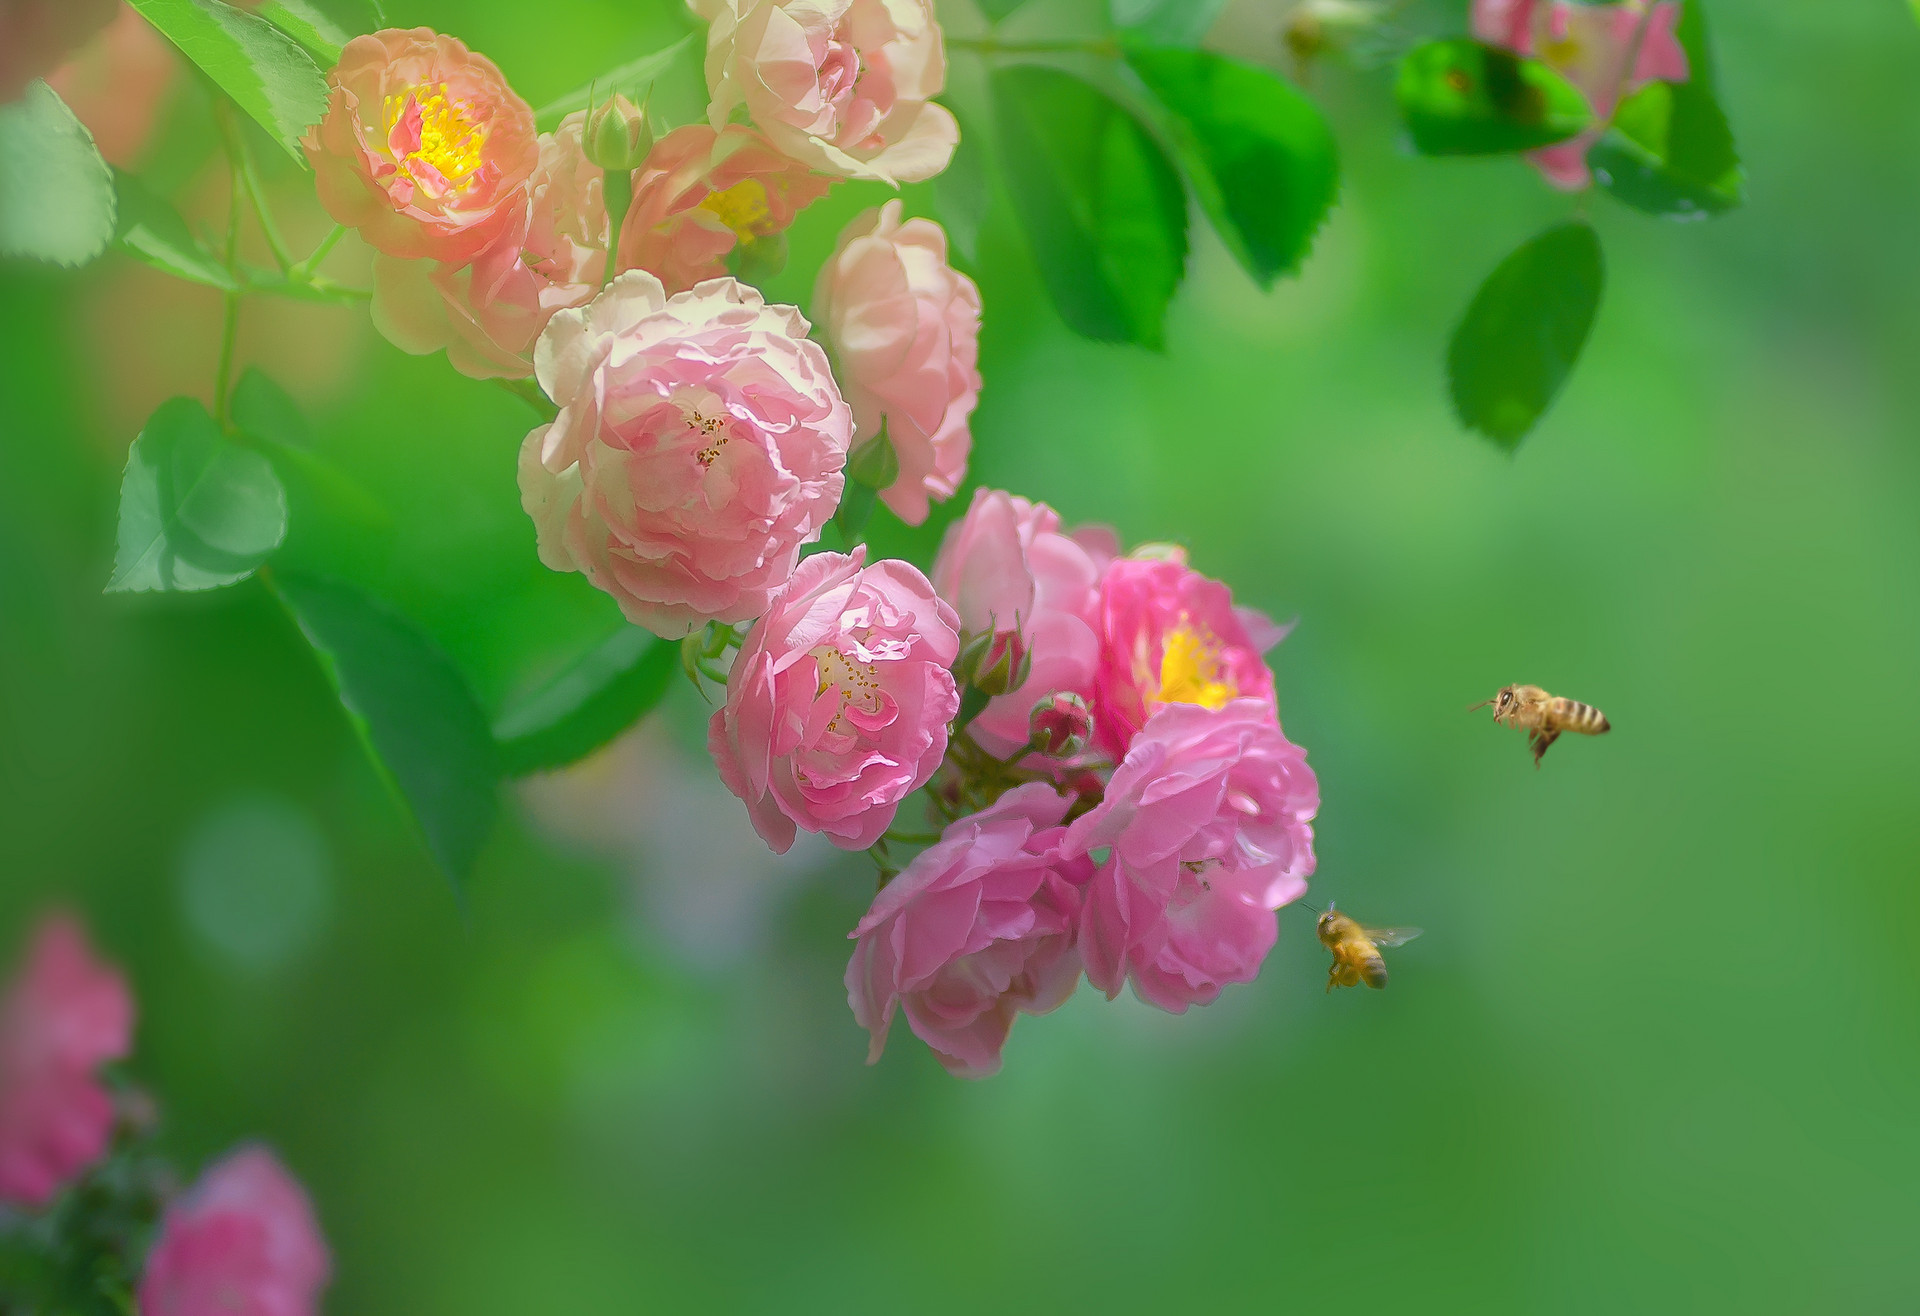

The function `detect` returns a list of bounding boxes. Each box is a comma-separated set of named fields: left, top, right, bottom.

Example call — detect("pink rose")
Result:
left=708, top=548, right=961, bottom=853
left=846, top=783, right=1089, bottom=1078
left=302, top=28, right=540, bottom=264
left=1090, top=549, right=1285, bottom=757
left=930, top=488, right=1106, bottom=758
left=138, top=1146, right=331, bottom=1316
left=1065, top=700, right=1318, bottom=1013
left=1471, top=0, right=1689, bottom=189
left=616, top=123, right=829, bottom=293
left=519, top=271, right=852, bottom=636
left=45, top=4, right=177, bottom=168
left=693, top=0, right=959, bottom=184
left=0, top=0, right=116, bottom=104
left=813, top=201, right=981, bottom=525
left=372, top=111, right=608, bottom=379
left=0, top=912, right=133, bottom=1208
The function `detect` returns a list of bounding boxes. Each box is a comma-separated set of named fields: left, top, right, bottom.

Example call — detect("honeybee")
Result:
left=1472, top=684, right=1611, bottom=766
left=1315, top=903, right=1422, bottom=992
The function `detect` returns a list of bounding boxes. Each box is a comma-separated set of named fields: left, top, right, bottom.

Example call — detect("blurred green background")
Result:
left=5, top=0, right=1920, bottom=1310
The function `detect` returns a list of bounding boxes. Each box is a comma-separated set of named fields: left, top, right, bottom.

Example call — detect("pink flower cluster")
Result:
left=700, top=489, right=1319, bottom=1077
left=0, top=914, right=331, bottom=1313
left=1471, top=0, right=1690, bottom=189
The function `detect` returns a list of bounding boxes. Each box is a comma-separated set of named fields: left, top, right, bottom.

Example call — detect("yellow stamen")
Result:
left=814, top=642, right=882, bottom=735
left=698, top=179, right=774, bottom=241
left=1155, top=622, right=1237, bottom=710
left=382, top=83, right=490, bottom=191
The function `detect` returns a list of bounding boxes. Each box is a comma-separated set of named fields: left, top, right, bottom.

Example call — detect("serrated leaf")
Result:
left=127, top=0, right=329, bottom=163
left=1114, top=0, right=1230, bottom=46
left=114, top=168, right=237, bottom=289
left=0, top=82, right=116, bottom=267
left=1124, top=43, right=1337, bottom=288
left=1588, top=0, right=1741, bottom=218
left=1448, top=220, right=1604, bottom=450
left=272, top=572, right=500, bottom=886
left=991, top=64, right=1187, bottom=347
left=931, top=103, right=990, bottom=264
left=534, top=37, right=694, bottom=129
left=1396, top=39, right=1593, bottom=156
left=495, top=625, right=679, bottom=776
left=253, top=0, right=380, bottom=63
left=108, top=397, right=287, bottom=592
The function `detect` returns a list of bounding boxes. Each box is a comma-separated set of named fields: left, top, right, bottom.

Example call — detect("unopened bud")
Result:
left=1029, top=691, right=1093, bottom=758
left=846, top=432, right=899, bottom=491
left=585, top=92, right=653, bottom=172
left=959, top=627, right=1030, bottom=697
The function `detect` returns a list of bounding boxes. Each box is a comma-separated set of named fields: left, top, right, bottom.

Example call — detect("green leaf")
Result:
left=991, top=64, right=1188, bottom=347
left=1588, top=1, right=1742, bottom=218
left=1114, top=0, right=1230, bottom=46
left=108, top=398, right=288, bottom=592
left=232, top=367, right=315, bottom=449
left=978, top=0, right=1029, bottom=18
left=534, top=37, right=694, bottom=130
left=113, top=169, right=237, bottom=289
left=127, top=0, right=329, bottom=163
left=272, top=572, right=500, bottom=886
left=0, top=82, right=116, bottom=267
left=931, top=103, right=990, bottom=265
left=252, top=0, right=380, bottom=63
left=1448, top=220, right=1604, bottom=451
left=494, top=626, right=679, bottom=776
left=1123, top=43, right=1337, bottom=288
left=1396, top=39, right=1593, bottom=156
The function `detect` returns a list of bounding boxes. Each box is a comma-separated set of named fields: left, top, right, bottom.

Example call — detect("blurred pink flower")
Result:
left=1090, top=549, right=1284, bottom=757
left=519, top=271, right=851, bottom=636
left=303, top=28, right=540, bottom=264
left=139, top=1146, right=331, bottom=1316
left=0, top=0, right=116, bottom=104
left=709, top=548, right=961, bottom=853
left=372, top=110, right=608, bottom=379
left=45, top=4, right=177, bottom=168
left=1471, top=0, right=1689, bottom=189
left=847, top=783, right=1089, bottom=1078
left=616, top=123, right=829, bottom=293
left=930, top=489, right=1107, bottom=758
left=0, top=912, right=133, bottom=1208
left=1065, top=700, right=1318, bottom=1013
left=692, top=0, right=958, bottom=184
left=813, top=201, right=981, bottom=525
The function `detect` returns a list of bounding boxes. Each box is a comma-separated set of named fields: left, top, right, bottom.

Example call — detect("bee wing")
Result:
left=1364, top=927, right=1423, bottom=949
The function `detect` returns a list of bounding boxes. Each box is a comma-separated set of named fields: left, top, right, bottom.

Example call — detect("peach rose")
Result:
left=302, top=28, right=539, bottom=264
left=813, top=200, right=980, bottom=525
left=692, top=0, right=958, bottom=184
left=616, top=123, right=829, bottom=293
left=372, top=111, right=607, bottom=379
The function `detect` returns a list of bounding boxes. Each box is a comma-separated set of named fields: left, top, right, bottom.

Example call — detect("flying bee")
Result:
left=1315, top=903, right=1422, bottom=992
left=1471, top=684, right=1610, bottom=767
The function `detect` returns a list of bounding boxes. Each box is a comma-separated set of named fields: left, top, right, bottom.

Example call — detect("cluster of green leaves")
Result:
left=941, top=4, right=1339, bottom=350
left=1394, top=1, right=1744, bottom=450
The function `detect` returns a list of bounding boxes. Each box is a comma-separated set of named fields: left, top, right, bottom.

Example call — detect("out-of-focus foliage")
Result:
left=0, top=82, right=116, bottom=266
left=127, top=0, right=328, bottom=160
left=1395, top=39, right=1593, bottom=156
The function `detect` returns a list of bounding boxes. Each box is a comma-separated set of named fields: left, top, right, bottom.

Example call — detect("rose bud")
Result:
left=585, top=91, right=652, bottom=173
left=1029, top=691, right=1093, bottom=758
left=959, top=627, right=1030, bottom=698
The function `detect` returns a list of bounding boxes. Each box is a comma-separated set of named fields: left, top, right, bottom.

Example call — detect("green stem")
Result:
left=947, top=35, right=1121, bottom=57
left=214, top=105, right=244, bottom=429
left=602, top=169, right=632, bottom=286
left=495, top=376, right=558, bottom=420
left=235, top=138, right=293, bottom=271
left=292, top=224, right=346, bottom=280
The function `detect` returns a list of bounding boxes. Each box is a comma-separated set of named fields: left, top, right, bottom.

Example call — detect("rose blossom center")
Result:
left=813, top=640, right=883, bottom=735
left=383, top=83, right=491, bottom=196
left=1154, top=621, right=1237, bottom=711
left=698, top=179, right=775, bottom=242
left=682, top=404, right=731, bottom=468
left=819, top=30, right=861, bottom=111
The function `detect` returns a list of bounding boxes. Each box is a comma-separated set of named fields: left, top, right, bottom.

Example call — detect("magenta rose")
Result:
left=373, top=110, right=608, bottom=379
left=1090, top=549, right=1286, bottom=757
left=1472, top=0, right=1689, bottom=188
left=519, top=271, right=852, bottom=637
left=709, top=548, right=961, bottom=853
left=847, top=784, right=1089, bottom=1078
left=303, top=28, right=540, bottom=264
left=0, top=0, right=115, bottom=104
left=138, top=1146, right=331, bottom=1316
left=617, top=123, right=830, bottom=293
left=1065, top=700, right=1318, bottom=1013
left=0, top=912, right=133, bottom=1208
left=814, top=201, right=982, bottom=525
left=692, top=0, right=958, bottom=184
left=930, top=488, right=1107, bottom=759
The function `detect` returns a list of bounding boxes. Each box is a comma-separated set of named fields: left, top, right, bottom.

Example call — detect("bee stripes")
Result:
left=1476, top=684, right=1610, bottom=766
